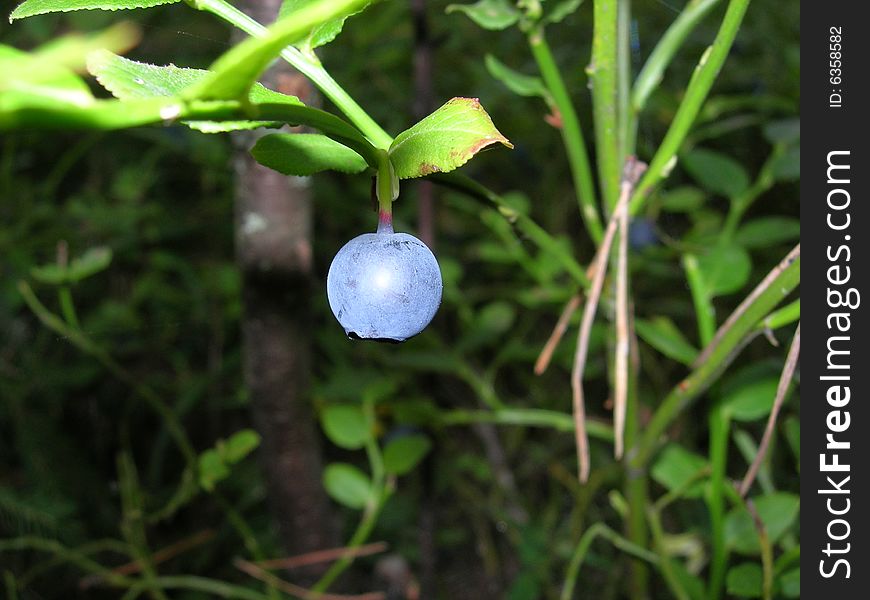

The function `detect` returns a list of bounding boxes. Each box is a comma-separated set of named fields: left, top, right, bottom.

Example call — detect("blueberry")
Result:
left=629, top=217, right=659, bottom=249
left=327, top=224, right=442, bottom=342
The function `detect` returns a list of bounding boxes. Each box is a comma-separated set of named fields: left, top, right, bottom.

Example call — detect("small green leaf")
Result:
left=323, top=463, right=372, bottom=509
left=725, top=492, right=799, bottom=555
left=658, top=186, right=705, bottom=213
left=87, top=50, right=302, bottom=132
left=320, top=405, right=370, bottom=450
left=484, top=54, right=549, bottom=99
left=479, top=301, right=516, bottom=335
left=635, top=317, right=699, bottom=365
left=735, top=217, right=800, bottom=249
left=696, top=244, right=752, bottom=297
left=722, top=378, right=779, bottom=422
left=223, top=429, right=261, bottom=464
left=383, top=434, right=432, bottom=476
left=252, top=133, right=368, bottom=176
left=726, top=563, right=763, bottom=597
left=29, top=264, right=67, bottom=285
left=542, top=0, right=585, bottom=25
left=651, top=444, right=708, bottom=498
left=10, top=0, right=179, bottom=21
left=30, top=247, right=112, bottom=285
left=389, top=97, right=512, bottom=179
left=682, top=147, right=749, bottom=198
left=779, top=568, right=800, bottom=598
left=280, top=0, right=371, bottom=51
left=198, top=449, right=230, bottom=492
left=446, top=0, right=520, bottom=30
left=33, top=22, right=141, bottom=71
left=67, top=247, right=113, bottom=282
left=0, top=45, right=93, bottom=106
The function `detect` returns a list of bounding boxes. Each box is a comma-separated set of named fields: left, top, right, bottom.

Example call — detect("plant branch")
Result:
left=613, top=183, right=630, bottom=458
left=739, top=322, right=800, bottom=496
left=256, top=542, right=388, bottom=570
left=560, top=523, right=659, bottom=600
left=193, top=0, right=394, bottom=148
left=437, top=408, right=614, bottom=441
left=630, top=0, right=722, bottom=125
left=631, top=244, right=799, bottom=469
left=431, top=172, right=590, bottom=287
left=571, top=159, right=645, bottom=481
left=528, top=28, right=603, bottom=241
left=535, top=293, right=583, bottom=375
left=235, top=559, right=385, bottom=600
left=590, top=0, right=621, bottom=210
left=630, top=0, right=752, bottom=214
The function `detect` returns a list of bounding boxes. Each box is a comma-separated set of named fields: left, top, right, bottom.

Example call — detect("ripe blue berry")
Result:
left=327, top=222, right=442, bottom=342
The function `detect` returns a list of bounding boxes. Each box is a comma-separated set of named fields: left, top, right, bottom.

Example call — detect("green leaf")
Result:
left=696, top=244, right=752, bottom=297
left=280, top=0, right=371, bottom=51
left=726, top=563, right=763, bottom=597
left=658, top=186, right=705, bottom=213
left=67, top=247, right=113, bottom=282
left=779, top=568, right=800, bottom=598
left=187, top=0, right=373, bottom=101
left=223, top=429, right=261, bottom=464
left=725, top=492, right=800, bottom=555
left=542, top=0, right=585, bottom=25
left=389, top=97, right=512, bottom=179
left=651, top=444, right=708, bottom=499
left=446, top=0, right=520, bottom=30
left=722, top=378, right=779, bottom=422
left=9, top=0, right=179, bottom=21
left=0, top=45, right=94, bottom=106
left=323, top=463, right=372, bottom=509
left=87, top=50, right=302, bottom=133
left=31, top=247, right=113, bottom=285
left=485, top=54, right=549, bottom=99
left=252, top=133, right=368, bottom=176
left=735, top=217, right=800, bottom=249
left=320, top=405, right=370, bottom=450
left=198, top=449, right=230, bottom=492
left=383, top=434, right=432, bottom=476
left=33, top=22, right=140, bottom=71
left=479, top=301, right=516, bottom=335
left=635, top=317, right=699, bottom=365
left=682, top=147, right=749, bottom=198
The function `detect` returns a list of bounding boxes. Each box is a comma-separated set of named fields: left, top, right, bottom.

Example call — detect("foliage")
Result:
left=1, top=0, right=799, bottom=598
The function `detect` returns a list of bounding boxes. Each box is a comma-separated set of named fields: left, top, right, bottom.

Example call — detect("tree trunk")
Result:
left=232, top=0, right=338, bottom=571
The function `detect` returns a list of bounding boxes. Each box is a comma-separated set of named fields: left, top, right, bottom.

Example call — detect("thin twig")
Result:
left=256, top=542, right=388, bottom=570
left=234, top=559, right=385, bottom=600
left=560, top=522, right=659, bottom=600
left=695, top=244, right=800, bottom=366
left=614, top=177, right=631, bottom=459
left=739, top=323, right=800, bottom=496
left=730, top=487, right=774, bottom=600
left=571, top=158, right=646, bottom=481
left=80, top=530, right=215, bottom=589
left=535, top=293, right=582, bottom=375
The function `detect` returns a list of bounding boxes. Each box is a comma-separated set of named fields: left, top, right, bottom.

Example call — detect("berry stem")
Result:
left=376, top=149, right=396, bottom=233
